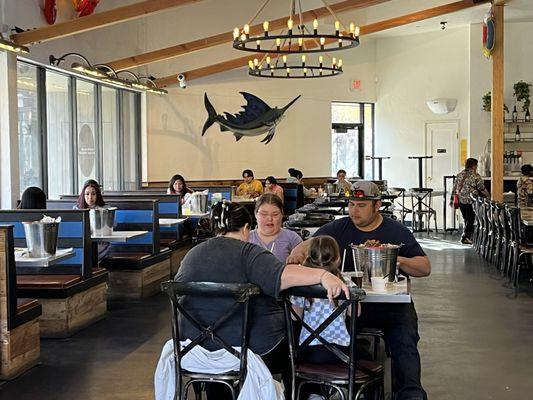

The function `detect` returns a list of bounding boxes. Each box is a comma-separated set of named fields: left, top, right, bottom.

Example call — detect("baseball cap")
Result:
left=350, top=181, right=381, bottom=200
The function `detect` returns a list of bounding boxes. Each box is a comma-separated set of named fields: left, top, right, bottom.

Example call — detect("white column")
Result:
left=0, top=50, right=20, bottom=209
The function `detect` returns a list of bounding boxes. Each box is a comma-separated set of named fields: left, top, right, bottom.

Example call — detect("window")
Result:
left=46, top=71, right=73, bottom=199
left=16, top=60, right=142, bottom=198
left=17, top=63, right=42, bottom=193
left=331, top=102, right=374, bottom=179
left=76, top=80, right=97, bottom=192
left=122, top=91, right=140, bottom=190
left=101, top=87, right=120, bottom=190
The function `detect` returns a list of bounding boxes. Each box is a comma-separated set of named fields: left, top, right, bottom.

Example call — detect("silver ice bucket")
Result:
left=23, top=221, right=59, bottom=258
left=89, top=207, right=117, bottom=236
left=324, top=183, right=340, bottom=196
left=189, top=194, right=208, bottom=214
left=351, top=244, right=401, bottom=283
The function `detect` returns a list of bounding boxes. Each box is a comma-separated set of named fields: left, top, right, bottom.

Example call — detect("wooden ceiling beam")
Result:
left=155, top=0, right=490, bottom=88
left=106, top=0, right=390, bottom=71
left=11, top=0, right=203, bottom=45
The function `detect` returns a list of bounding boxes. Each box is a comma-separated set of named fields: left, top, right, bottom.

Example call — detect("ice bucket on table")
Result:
left=23, top=221, right=59, bottom=258
left=351, top=244, right=401, bottom=283
left=89, top=207, right=117, bottom=236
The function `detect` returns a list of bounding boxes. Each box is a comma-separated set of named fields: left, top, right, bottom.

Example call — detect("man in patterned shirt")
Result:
left=452, top=158, right=490, bottom=244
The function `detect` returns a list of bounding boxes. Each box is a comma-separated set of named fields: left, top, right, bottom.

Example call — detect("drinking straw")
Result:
left=270, top=242, right=275, bottom=254
left=341, top=248, right=346, bottom=272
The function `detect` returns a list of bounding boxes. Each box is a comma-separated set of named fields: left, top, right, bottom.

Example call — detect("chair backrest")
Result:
left=506, top=206, right=520, bottom=244
left=278, top=182, right=304, bottom=215
left=47, top=199, right=160, bottom=254
left=283, top=285, right=365, bottom=398
left=0, top=209, right=92, bottom=279
left=161, top=281, right=260, bottom=392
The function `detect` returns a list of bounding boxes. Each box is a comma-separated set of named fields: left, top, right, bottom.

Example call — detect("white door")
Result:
left=425, top=121, right=460, bottom=230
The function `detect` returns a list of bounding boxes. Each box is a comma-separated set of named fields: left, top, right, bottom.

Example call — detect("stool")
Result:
left=409, top=188, right=437, bottom=233
left=389, top=188, right=411, bottom=225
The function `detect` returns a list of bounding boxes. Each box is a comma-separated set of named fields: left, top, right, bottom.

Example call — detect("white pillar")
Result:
left=0, top=50, right=20, bottom=209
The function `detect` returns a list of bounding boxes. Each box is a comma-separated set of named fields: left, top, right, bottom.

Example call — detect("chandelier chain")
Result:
left=247, top=0, right=272, bottom=27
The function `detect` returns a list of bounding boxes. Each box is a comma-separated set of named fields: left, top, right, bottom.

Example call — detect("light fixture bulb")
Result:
left=313, top=19, right=319, bottom=30
left=253, top=58, right=259, bottom=66
left=320, top=37, right=325, bottom=46
left=350, top=23, right=355, bottom=34
left=276, top=38, right=281, bottom=47
left=244, top=24, right=250, bottom=35
left=298, top=37, right=303, bottom=47
left=287, top=67, right=291, bottom=74
left=332, top=57, right=337, bottom=65
left=303, top=68, right=307, bottom=75
left=248, top=60, right=254, bottom=69
left=355, top=26, right=360, bottom=36
left=301, top=55, right=306, bottom=63
left=256, top=40, right=261, bottom=46
left=263, top=21, right=269, bottom=32
left=338, top=59, right=343, bottom=68
left=282, top=55, right=287, bottom=63
left=335, top=21, right=340, bottom=31
left=266, top=56, right=271, bottom=65
left=240, top=33, right=246, bottom=41
left=233, top=27, right=240, bottom=40
left=319, top=55, right=323, bottom=63
left=287, top=19, right=293, bottom=30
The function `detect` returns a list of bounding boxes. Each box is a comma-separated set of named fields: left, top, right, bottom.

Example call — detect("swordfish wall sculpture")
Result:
left=202, top=92, right=300, bottom=144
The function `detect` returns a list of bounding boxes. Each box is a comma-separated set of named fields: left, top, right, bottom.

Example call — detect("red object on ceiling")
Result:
left=72, top=0, right=89, bottom=12
left=43, top=0, right=57, bottom=25
left=78, top=0, right=101, bottom=17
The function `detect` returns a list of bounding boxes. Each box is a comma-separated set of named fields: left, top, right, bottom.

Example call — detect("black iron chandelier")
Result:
left=232, top=0, right=359, bottom=79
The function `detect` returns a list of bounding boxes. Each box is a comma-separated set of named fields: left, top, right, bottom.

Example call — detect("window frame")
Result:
left=16, top=57, right=142, bottom=196
left=331, top=102, right=375, bottom=179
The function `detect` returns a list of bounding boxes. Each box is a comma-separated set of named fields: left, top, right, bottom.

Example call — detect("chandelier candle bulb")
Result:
left=233, top=27, right=240, bottom=40
left=319, top=55, right=323, bottom=67
left=240, top=33, right=246, bottom=41
left=298, top=37, right=303, bottom=49
left=332, top=57, right=337, bottom=66
left=320, top=37, right=325, bottom=49
left=313, top=19, right=319, bottom=34
left=304, top=67, right=307, bottom=76
left=355, top=26, right=360, bottom=37
left=244, top=24, right=250, bottom=36
left=301, top=54, right=306, bottom=66
left=276, top=37, right=281, bottom=49
left=256, top=40, right=261, bottom=50
left=287, top=18, right=293, bottom=33
left=248, top=60, right=254, bottom=69
left=263, top=21, right=269, bottom=35
left=335, top=20, right=340, bottom=34
left=350, top=23, right=355, bottom=35
left=338, top=59, right=343, bottom=68
left=253, top=58, right=259, bottom=66
left=283, top=55, right=287, bottom=66
left=266, top=56, right=271, bottom=67
left=286, top=67, right=290, bottom=77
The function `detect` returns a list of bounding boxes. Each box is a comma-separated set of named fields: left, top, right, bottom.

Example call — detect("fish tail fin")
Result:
left=202, top=93, right=217, bottom=136
left=234, top=133, right=244, bottom=141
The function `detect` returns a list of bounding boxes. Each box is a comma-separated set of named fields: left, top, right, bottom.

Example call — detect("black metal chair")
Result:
left=470, top=194, right=481, bottom=253
left=283, top=285, right=384, bottom=400
left=506, top=208, right=533, bottom=294
left=409, top=188, right=437, bottom=234
left=389, top=188, right=411, bottom=225
left=161, top=281, right=261, bottom=400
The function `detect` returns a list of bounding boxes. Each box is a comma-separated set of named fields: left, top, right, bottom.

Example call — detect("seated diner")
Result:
left=236, top=169, right=263, bottom=198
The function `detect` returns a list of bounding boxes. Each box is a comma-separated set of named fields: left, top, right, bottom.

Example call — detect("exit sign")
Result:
left=350, top=80, right=361, bottom=91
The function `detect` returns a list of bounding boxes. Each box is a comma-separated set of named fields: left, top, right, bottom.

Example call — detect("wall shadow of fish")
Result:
left=202, top=92, right=301, bottom=144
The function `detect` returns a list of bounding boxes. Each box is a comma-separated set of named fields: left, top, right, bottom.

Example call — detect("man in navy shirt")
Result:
left=289, top=181, right=430, bottom=400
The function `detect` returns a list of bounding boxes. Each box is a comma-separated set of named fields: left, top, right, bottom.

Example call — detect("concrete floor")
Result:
left=2, top=233, right=533, bottom=399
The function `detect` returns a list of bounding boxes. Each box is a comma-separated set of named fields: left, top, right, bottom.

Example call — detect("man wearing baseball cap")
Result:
left=288, top=181, right=430, bottom=400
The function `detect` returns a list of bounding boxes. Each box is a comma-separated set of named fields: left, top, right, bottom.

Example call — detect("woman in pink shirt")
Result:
left=264, top=176, right=284, bottom=203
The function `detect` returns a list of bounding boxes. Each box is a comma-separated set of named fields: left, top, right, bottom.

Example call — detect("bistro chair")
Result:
left=409, top=188, right=437, bottom=234
left=497, top=204, right=511, bottom=274
left=505, top=208, right=533, bottom=294
left=161, top=281, right=261, bottom=400
left=389, top=187, right=411, bottom=225
left=283, top=285, right=384, bottom=400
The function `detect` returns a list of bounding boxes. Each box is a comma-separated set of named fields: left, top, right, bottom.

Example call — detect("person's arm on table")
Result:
left=397, top=255, right=431, bottom=277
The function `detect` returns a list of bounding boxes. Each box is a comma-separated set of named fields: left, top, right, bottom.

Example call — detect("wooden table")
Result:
left=15, top=247, right=76, bottom=267
left=91, top=231, right=148, bottom=242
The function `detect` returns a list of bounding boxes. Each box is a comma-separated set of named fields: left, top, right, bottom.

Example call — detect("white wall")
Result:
left=374, top=27, right=470, bottom=189
left=146, top=40, right=377, bottom=181
left=469, top=22, right=533, bottom=166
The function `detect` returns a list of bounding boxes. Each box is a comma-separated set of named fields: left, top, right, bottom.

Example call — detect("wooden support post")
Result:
left=491, top=4, right=504, bottom=202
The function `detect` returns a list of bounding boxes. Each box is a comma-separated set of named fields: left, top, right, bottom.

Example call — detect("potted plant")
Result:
left=481, top=91, right=509, bottom=114
left=513, top=80, right=531, bottom=111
